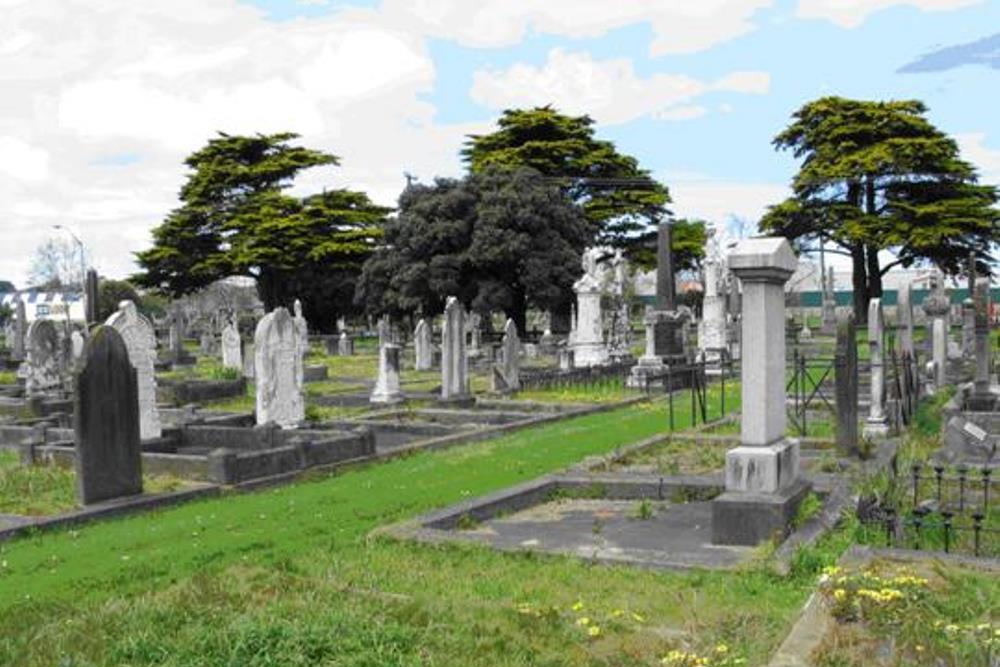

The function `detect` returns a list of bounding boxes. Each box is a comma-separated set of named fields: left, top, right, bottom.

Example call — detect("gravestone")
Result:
left=371, top=343, right=403, bottom=404
left=242, top=341, right=255, bottom=379
left=969, top=277, right=997, bottom=410
left=942, top=415, right=996, bottom=462
left=414, top=319, right=432, bottom=371
left=337, top=331, right=354, bottom=356
left=254, top=308, right=304, bottom=428
left=199, top=331, right=214, bottom=356
left=820, top=267, right=836, bottom=335
left=23, top=319, right=64, bottom=396
left=712, top=237, right=810, bottom=546
left=863, top=298, right=889, bottom=439
left=699, top=258, right=726, bottom=365
left=377, top=314, right=391, bottom=349
left=84, top=269, right=99, bottom=325
left=834, top=312, right=859, bottom=456
left=572, top=247, right=609, bottom=367
left=167, top=312, right=185, bottom=362
left=467, top=312, right=482, bottom=357
left=962, top=299, right=976, bottom=356
left=897, top=281, right=919, bottom=399
left=293, top=299, right=309, bottom=358
left=492, top=318, right=520, bottom=393
left=628, top=224, right=689, bottom=386
left=440, top=296, right=470, bottom=402
left=11, top=296, right=26, bottom=362
left=74, top=325, right=142, bottom=505
left=70, top=330, right=85, bottom=364
left=607, top=249, right=632, bottom=359
left=221, top=319, right=242, bottom=371
left=105, top=300, right=161, bottom=440
left=922, top=275, right=950, bottom=391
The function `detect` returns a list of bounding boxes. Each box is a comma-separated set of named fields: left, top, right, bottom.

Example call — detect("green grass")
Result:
left=0, top=391, right=832, bottom=667
left=0, top=451, right=189, bottom=516
left=0, top=369, right=16, bottom=384
left=614, top=437, right=730, bottom=475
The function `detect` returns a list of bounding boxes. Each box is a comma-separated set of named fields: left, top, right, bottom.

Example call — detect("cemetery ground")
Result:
left=1, top=348, right=997, bottom=667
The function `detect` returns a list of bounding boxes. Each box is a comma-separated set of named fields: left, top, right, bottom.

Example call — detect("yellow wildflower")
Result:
left=588, top=625, right=601, bottom=637
left=715, top=644, right=729, bottom=654
left=575, top=616, right=591, bottom=626
left=572, top=600, right=585, bottom=612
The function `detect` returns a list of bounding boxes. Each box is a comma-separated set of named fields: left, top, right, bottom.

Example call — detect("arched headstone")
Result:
left=74, top=325, right=142, bottom=505
left=254, top=308, right=304, bottom=427
left=24, top=319, right=63, bottom=396
left=221, top=320, right=242, bottom=370
left=106, top=300, right=161, bottom=440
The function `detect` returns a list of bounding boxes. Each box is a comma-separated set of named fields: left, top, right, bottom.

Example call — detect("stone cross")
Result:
left=922, top=276, right=950, bottom=390
left=440, top=296, right=469, bottom=402
left=371, top=342, right=404, bottom=404
left=834, top=312, right=859, bottom=455
left=74, top=325, right=142, bottom=505
left=11, top=295, right=26, bottom=362
left=221, top=319, right=242, bottom=370
left=23, top=319, right=64, bottom=396
left=293, top=299, right=309, bottom=358
left=712, top=237, right=810, bottom=546
left=254, top=307, right=304, bottom=428
left=414, top=319, right=432, bottom=371
left=863, top=298, right=889, bottom=439
left=105, top=300, right=162, bottom=440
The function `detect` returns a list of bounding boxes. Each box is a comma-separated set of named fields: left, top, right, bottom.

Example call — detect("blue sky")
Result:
left=1, top=0, right=997, bottom=283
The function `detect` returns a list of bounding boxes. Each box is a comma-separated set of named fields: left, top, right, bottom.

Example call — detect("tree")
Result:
left=628, top=218, right=708, bottom=273
left=134, top=132, right=388, bottom=330
left=357, top=167, right=593, bottom=332
left=28, top=237, right=86, bottom=289
left=462, top=106, right=670, bottom=252
left=761, top=97, right=999, bottom=320
left=96, top=279, right=141, bottom=321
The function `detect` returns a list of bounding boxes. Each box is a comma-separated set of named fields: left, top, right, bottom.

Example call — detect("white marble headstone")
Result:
left=254, top=307, right=304, bottom=428
left=106, top=300, right=162, bottom=440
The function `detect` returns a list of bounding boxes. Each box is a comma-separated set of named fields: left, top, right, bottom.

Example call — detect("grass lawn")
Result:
left=0, top=369, right=17, bottom=384
left=0, top=451, right=189, bottom=516
left=0, top=387, right=839, bottom=667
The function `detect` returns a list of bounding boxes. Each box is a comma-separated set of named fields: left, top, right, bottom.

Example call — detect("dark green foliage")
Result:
left=628, top=218, right=708, bottom=273
left=134, top=133, right=388, bottom=331
left=462, top=106, right=671, bottom=253
left=357, top=167, right=592, bottom=332
left=762, top=97, right=998, bottom=321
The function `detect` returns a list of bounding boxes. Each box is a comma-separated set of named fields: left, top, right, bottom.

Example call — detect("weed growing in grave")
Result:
left=661, top=644, right=746, bottom=666
left=206, top=366, right=240, bottom=381
left=631, top=498, right=655, bottom=520
left=792, top=492, right=823, bottom=529
left=455, top=513, right=481, bottom=530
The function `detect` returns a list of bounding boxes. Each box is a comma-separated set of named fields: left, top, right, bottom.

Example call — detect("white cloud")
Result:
left=956, top=132, right=1000, bottom=184
left=0, top=0, right=478, bottom=286
left=795, top=0, right=982, bottom=28
left=380, top=0, right=774, bottom=55
left=0, top=136, right=49, bottom=182
left=471, top=49, right=770, bottom=125
left=664, top=174, right=788, bottom=228
left=652, top=106, right=709, bottom=121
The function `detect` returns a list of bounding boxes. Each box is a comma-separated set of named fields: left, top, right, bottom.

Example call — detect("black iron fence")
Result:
left=859, top=462, right=998, bottom=557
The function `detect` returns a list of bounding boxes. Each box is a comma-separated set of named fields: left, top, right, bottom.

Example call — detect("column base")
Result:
left=711, top=478, right=812, bottom=546
left=862, top=418, right=890, bottom=440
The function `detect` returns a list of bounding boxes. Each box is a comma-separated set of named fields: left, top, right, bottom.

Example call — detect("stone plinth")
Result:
left=572, top=287, right=607, bottom=367
left=712, top=237, right=810, bottom=546
left=627, top=308, right=689, bottom=387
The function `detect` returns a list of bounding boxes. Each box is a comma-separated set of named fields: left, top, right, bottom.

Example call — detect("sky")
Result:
left=2, top=0, right=999, bottom=287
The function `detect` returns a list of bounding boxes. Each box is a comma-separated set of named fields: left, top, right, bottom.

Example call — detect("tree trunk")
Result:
left=865, top=243, right=883, bottom=300
left=509, top=289, right=528, bottom=337
left=851, top=245, right=869, bottom=324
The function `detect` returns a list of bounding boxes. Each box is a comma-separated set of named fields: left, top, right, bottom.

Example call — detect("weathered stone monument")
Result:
left=337, top=331, right=353, bottom=357
left=293, top=299, right=309, bottom=358
left=371, top=341, right=404, bottom=404
left=70, top=330, right=85, bottom=364
left=221, top=319, right=242, bottom=371
left=414, top=318, right=432, bottom=371
left=571, top=247, right=610, bottom=367
left=922, top=275, right=950, bottom=391
left=377, top=314, right=391, bottom=349
left=863, top=298, right=890, bottom=439
left=23, top=319, right=64, bottom=396
left=607, top=249, right=632, bottom=360
left=834, top=312, right=859, bottom=456
left=969, top=277, right=997, bottom=410
left=698, top=257, right=726, bottom=366
left=106, top=300, right=162, bottom=440
left=492, top=318, right=521, bottom=393
left=712, top=237, right=810, bottom=546
left=74, top=325, right=142, bottom=505
left=820, top=267, right=836, bottom=335
left=254, top=308, right=304, bottom=428
left=440, top=296, right=470, bottom=402
left=11, top=295, right=26, bottom=362
left=629, top=223, right=689, bottom=386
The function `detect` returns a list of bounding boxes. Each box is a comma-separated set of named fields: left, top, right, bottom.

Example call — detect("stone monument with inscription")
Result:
left=106, top=300, right=162, bottom=440
left=254, top=307, right=305, bottom=428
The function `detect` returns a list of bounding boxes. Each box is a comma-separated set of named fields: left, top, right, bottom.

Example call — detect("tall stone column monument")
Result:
left=862, top=298, right=890, bottom=439
left=922, top=275, right=950, bottom=391
left=628, top=223, right=689, bottom=386
left=571, top=247, right=609, bottom=367
left=712, top=237, right=811, bottom=546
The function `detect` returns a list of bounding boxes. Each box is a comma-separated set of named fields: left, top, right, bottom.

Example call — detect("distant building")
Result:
left=0, top=290, right=85, bottom=322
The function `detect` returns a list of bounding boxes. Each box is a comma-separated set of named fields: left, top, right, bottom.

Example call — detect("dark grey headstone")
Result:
left=84, top=269, right=99, bottom=325
left=656, top=222, right=677, bottom=311
left=74, top=325, right=142, bottom=505
left=834, top=312, right=858, bottom=456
